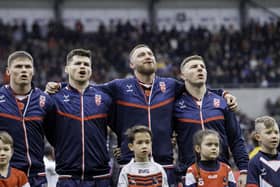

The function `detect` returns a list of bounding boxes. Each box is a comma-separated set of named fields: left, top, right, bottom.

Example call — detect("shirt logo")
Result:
left=0, top=95, right=5, bottom=103
left=213, top=98, right=220, bottom=108
left=126, top=84, right=133, bottom=92
left=63, top=95, right=70, bottom=102
left=138, top=169, right=150, bottom=174
left=159, top=81, right=166, bottom=93
left=95, top=94, right=102, bottom=106
left=208, top=174, right=218, bottom=179
left=179, top=100, right=186, bottom=109
left=39, top=95, right=46, bottom=108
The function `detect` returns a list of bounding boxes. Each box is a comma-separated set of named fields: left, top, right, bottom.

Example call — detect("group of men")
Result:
left=0, top=44, right=248, bottom=187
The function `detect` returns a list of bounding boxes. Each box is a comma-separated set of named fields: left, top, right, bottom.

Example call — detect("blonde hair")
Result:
left=180, top=55, right=204, bottom=72
left=0, top=131, right=14, bottom=149
left=129, top=44, right=150, bottom=62
left=255, top=115, right=278, bottom=133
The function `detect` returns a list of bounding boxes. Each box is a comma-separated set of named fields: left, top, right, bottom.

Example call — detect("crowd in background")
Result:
left=1, top=18, right=280, bottom=170
left=0, top=19, right=280, bottom=89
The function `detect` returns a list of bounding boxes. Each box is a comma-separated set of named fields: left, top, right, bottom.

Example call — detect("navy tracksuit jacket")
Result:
left=46, top=84, right=113, bottom=179
left=0, top=85, right=54, bottom=177
left=102, top=76, right=183, bottom=167
left=174, top=89, right=249, bottom=176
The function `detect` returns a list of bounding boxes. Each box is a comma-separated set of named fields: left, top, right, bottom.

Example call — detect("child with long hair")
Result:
left=185, top=129, right=236, bottom=187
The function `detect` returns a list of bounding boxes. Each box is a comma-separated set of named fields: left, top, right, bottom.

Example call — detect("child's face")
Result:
left=257, top=123, right=280, bottom=154
left=195, top=134, right=220, bottom=161
left=0, top=140, right=13, bottom=167
left=128, top=132, right=152, bottom=162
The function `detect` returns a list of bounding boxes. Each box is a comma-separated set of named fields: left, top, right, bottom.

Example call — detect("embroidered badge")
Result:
left=213, top=98, right=220, bottom=108
left=39, top=95, right=46, bottom=108
left=159, top=81, right=166, bottom=93
left=95, top=94, right=102, bottom=106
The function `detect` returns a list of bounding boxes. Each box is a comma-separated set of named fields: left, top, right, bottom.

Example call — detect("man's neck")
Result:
left=134, top=72, right=155, bottom=84
left=10, top=83, right=31, bottom=95
left=0, top=165, right=9, bottom=177
left=185, top=83, right=206, bottom=100
left=69, top=80, right=89, bottom=94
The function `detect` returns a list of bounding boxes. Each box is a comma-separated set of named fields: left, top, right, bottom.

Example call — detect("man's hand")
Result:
left=237, top=173, right=247, bottom=187
left=113, top=146, right=121, bottom=161
left=45, top=82, right=60, bottom=94
left=224, top=93, right=238, bottom=112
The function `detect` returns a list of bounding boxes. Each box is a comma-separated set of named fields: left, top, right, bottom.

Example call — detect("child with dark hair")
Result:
left=0, top=131, right=30, bottom=187
left=118, top=125, right=168, bottom=187
left=185, top=129, right=236, bottom=187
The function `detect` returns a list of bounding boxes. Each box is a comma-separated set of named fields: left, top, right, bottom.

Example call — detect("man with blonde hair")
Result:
left=0, top=51, right=54, bottom=187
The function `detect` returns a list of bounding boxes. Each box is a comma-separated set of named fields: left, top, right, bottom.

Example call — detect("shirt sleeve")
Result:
left=160, top=167, right=169, bottom=187
left=228, top=169, right=237, bottom=187
left=22, top=183, right=31, bottom=187
left=117, top=167, right=128, bottom=187
left=185, top=167, right=197, bottom=187
left=19, top=171, right=30, bottom=187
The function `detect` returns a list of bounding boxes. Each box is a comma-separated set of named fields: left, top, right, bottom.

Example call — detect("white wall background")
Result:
left=228, top=88, right=280, bottom=118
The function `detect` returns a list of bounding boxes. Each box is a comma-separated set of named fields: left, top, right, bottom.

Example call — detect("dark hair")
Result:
left=125, top=125, right=152, bottom=143
left=129, top=44, right=150, bottom=61
left=66, top=48, right=92, bottom=65
left=0, top=131, right=14, bottom=149
left=180, top=55, right=204, bottom=72
left=7, top=51, right=33, bottom=67
left=193, top=129, right=220, bottom=158
left=192, top=129, right=220, bottom=181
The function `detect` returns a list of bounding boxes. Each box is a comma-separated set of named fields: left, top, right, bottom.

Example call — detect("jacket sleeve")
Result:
left=96, top=80, right=116, bottom=97
left=224, top=110, right=249, bottom=172
left=246, top=159, right=259, bottom=187
left=43, top=95, right=57, bottom=146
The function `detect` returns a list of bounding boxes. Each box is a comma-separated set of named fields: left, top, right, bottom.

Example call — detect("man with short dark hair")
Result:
left=45, top=48, right=113, bottom=187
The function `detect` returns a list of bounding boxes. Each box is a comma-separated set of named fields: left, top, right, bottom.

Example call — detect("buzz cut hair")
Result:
left=0, top=131, right=14, bottom=149
left=129, top=44, right=150, bottom=62
left=7, top=51, right=33, bottom=67
left=255, top=115, right=278, bottom=133
left=66, top=48, right=92, bottom=65
left=180, top=55, right=204, bottom=72
left=125, top=125, right=152, bottom=144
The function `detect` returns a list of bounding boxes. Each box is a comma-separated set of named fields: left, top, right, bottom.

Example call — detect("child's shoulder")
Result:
left=10, top=167, right=26, bottom=175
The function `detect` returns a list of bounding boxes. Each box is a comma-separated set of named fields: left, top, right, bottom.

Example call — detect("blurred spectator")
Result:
left=0, top=19, right=280, bottom=89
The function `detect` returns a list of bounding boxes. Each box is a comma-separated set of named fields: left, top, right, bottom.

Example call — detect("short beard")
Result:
left=136, top=66, right=156, bottom=75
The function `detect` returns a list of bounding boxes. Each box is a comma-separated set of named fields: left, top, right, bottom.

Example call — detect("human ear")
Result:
left=194, top=145, right=201, bottom=153
left=128, top=143, right=134, bottom=151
